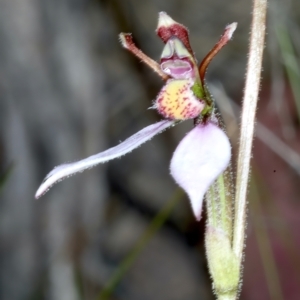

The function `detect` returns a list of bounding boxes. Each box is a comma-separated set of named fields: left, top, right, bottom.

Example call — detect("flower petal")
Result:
left=156, top=12, right=193, bottom=56
left=155, top=79, right=205, bottom=120
left=170, top=122, right=231, bottom=220
left=35, top=120, right=176, bottom=199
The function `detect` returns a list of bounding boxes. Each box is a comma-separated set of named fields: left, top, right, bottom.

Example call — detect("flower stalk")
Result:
left=233, top=0, right=267, bottom=268
left=206, top=0, right=267, bottom=298
left=195, top=23, right=239, bottom=299
left=205, top=169, right=239, bottom=299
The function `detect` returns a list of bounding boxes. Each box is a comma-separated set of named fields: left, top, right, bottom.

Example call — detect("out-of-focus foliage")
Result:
left=0, top=0, right=300, bottom=300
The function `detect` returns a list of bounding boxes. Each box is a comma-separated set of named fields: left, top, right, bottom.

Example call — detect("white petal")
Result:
left=36, top=120, right=176, bottom=199
left=170, top=122, right=231, bottom=220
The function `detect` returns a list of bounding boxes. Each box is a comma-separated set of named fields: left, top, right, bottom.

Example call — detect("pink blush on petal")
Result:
left=170, top=122, right=231, bottom=220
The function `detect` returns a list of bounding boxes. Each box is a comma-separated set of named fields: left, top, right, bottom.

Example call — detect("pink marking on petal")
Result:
left=160, top=59, right=194, bottom=79
left=155, top=79, right=205, bottom=120
left=35, top=120, right=176, bottom=199
left=170, top=122, right=231, bottom=220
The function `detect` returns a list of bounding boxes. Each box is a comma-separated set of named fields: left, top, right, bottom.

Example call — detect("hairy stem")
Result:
left=233, top=0, right=267, bottom=266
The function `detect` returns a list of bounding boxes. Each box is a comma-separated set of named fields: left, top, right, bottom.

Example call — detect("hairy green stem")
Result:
left=205, top=166, right=238, bottom=300
left=206, top=169, right=233, bottom=238
left=233, top=0, right=267, bottom=269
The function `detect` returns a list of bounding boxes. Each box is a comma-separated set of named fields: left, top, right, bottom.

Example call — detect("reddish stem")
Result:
left=199, top=23, right=237, bottom=82
left=119, top=33, right=169, bottom=81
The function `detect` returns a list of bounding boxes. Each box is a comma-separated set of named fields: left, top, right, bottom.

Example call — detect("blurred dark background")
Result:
left=1, top=0, right=300, bottom=299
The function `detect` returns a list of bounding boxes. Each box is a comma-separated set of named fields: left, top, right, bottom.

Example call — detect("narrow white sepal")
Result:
left=35, top=120, right=176, bottom=199
left=170, top=122, right=231, bottom=220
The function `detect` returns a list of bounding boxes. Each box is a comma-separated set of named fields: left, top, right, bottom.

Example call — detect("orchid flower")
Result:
left=35, top=12, right=236, bottom=221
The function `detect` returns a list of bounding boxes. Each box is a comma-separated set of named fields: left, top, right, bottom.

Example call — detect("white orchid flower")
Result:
left=36, top=12, right=236, bottom=220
